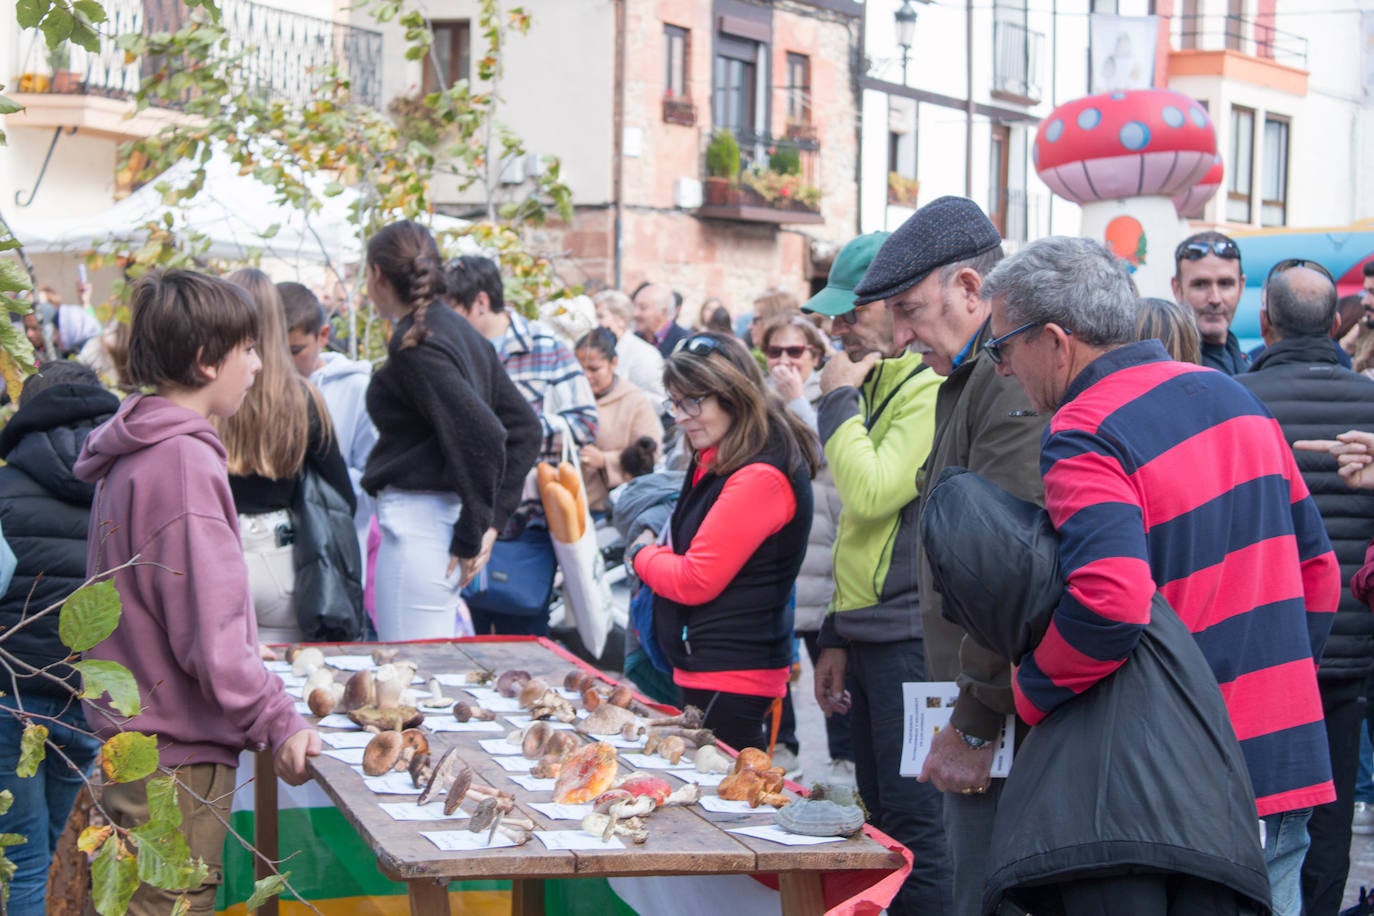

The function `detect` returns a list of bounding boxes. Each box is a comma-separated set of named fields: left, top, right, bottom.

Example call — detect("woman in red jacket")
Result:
left=628, top=333, right=818, bottom=752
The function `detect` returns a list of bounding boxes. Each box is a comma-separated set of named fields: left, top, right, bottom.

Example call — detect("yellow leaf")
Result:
left=78, top=824, right=112, bottom=854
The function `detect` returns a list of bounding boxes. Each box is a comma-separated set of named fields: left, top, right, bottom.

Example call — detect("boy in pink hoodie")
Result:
left=76, top=270, right=319, bottom=914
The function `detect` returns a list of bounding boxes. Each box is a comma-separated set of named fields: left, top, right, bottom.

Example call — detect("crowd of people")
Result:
left=4, top=200, right=1374, bottom=916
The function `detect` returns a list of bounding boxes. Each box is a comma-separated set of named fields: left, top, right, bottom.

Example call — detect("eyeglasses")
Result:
left=663, top=395, right=708, bottom=418
left=1264, top=257, right=1335, bottom=287
left=764, top=345, right=811, bottom=359
left=835, top=303, right=868, bottom=327
left=676, top=335, right=724, bottom=358
left=1175, top=239, right=1241, bottom=263
left=983, top=321, right=1039, bottom=365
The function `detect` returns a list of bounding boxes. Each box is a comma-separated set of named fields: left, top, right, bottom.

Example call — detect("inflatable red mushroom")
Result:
left=1172, top=153, right=1223, bottom=218
left=1034, top=89, right=1217, bottom=204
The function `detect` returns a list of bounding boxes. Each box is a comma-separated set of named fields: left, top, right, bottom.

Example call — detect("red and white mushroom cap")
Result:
left=1172, top=153, right=1224, bottom=218
left=1034, top=89, right=1217, bottom=204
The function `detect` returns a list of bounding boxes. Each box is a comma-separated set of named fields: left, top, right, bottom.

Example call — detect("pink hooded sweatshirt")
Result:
left=75, top=393, right=308, bottom=767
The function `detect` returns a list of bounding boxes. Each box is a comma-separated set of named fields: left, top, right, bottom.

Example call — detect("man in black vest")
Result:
left=1238, top=261, right=1374, bottom=916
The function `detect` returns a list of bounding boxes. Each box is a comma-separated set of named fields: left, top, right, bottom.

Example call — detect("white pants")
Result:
left=373, top=488, right=474, bottom=642
left=238, top=509, right=301, bottom=646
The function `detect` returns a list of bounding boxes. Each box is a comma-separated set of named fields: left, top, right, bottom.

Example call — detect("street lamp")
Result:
left=894, top=0, right=918, bottom=84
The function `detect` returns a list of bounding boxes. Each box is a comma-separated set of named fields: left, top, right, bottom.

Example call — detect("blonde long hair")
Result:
left=216, top=268, right=332, bottom=479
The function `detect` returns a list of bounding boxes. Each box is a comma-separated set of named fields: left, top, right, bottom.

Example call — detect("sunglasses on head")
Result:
left=1175, top=239, right=1241, bottom=263
left=676, top=335, right=724, bottom=358
left=764, top=345, right=811, bottom=359
left=1264, top=257, right=1335, bottom=287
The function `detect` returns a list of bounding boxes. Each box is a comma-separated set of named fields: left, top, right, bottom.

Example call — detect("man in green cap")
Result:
left=806, top=232, right=952, bottom=913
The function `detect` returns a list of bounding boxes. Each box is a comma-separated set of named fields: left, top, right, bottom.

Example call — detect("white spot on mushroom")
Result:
left=1120, top=122, right=1150, bottom=151
left=1077, top=108, right=1102, bottom=130
left=1046, top=119, right=1064, bottom=143
left=1162, top=106, right=1184, bottom=128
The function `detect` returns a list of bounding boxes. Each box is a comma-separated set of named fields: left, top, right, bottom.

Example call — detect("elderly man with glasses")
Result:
left=800, top=231, right=952, bottom=915
left=849, top=197, right=1047, bottom=916
left=1236, top=260, right=1374, bottom=916
left=1171, top=230, right=1250, bottom=374
left=986, top=236, right=1339, bottom=916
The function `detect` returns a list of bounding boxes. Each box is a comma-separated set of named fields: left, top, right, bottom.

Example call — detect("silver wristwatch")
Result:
left=953, top=727, right=992, bottom=750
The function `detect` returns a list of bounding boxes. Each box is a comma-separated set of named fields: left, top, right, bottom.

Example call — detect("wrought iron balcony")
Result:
left=1175, top=13, right=1308, bottom=70
left=698, top=129, right=823, bottom=225
left=13, top=0, right=383, bottom=111
left=992, top=20, right=1045, bottom=105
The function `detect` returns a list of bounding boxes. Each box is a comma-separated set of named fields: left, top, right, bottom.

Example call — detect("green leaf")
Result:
left=58, top=581, right=121, bottom=652
left=143, top=776, right=181, bottom=829
left=69, top=16, right=100, bottom=54
left=75, top=660, right=142, bottom=717
left=0, top=833, right=24, bottom=848
left=100, top=732, right=159, bottom=784
left=0, top=94, right=24, bottom=116
left=130, top=817, right=208, bottom=891
left=40, top=7, right=74, bottom=46
left=72, top=0, right=109, bottom=24
left=15, top=0, right=49, bottom=30
left=0, top=260, right=31, bottom=294
left=0, top=789, right=11, bottom=815
left=91, top=835, right=138, bottom=916
left=244, top=872, right=290, bottom=910
left=17, top=724, right=47, bottom=777
left=170, top=895, right=191, bottom=916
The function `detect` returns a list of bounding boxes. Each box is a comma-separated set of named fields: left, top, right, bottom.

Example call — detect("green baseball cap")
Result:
left=803, top=231, right=892, bottom=317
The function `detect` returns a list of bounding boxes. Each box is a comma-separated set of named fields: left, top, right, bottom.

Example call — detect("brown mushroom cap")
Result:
left=307, top=684, right=340, bottom=718
left=419, top=746, right=463, bottom=806
left=342, top=669, right=375, bottom=712
left=521, top=721, right=554, bottom=759
left=608, top=685, right=633, bottom=708
left=445, top=766, right=474, bottom=816
left=399, top=728, right=429, bottom=755
left=495, top=669, right=532, bottom=698
left=517, top=678, right=551, bottom=710
left=581, top=685, right=602, bottom=712
left=409, top=752, right=433, bottom=788
left=362, top=731, right=405, bottom=776
left=564, top=670, right=594, bottom=692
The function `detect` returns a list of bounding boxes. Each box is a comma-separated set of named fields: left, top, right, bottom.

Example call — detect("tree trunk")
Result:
left=46, top=785, right=98, bottom=916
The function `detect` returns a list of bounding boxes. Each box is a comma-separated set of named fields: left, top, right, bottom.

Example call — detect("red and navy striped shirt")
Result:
left=1013, top=340, right=1339, bottom=816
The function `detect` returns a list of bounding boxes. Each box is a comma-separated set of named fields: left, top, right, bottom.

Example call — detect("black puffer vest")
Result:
left=1238, top=336, right=1374, bottom=680
left=654, top=431, right=813, bottom=673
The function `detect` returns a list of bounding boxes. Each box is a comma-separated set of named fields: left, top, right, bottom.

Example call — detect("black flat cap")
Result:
left=852, top=196, right=1002, bottom=306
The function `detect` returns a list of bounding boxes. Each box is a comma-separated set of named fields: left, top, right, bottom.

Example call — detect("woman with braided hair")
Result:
left=362, top=220, right=541, bottom=640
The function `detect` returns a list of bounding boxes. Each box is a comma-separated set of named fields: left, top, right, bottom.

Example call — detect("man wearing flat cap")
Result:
left=806, top=232, right=952, bottom=913
left=856, top=196, right=1047, bottom=916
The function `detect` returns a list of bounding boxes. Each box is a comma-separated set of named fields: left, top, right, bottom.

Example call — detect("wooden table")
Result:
left=291, top=638, right=904, bottom=915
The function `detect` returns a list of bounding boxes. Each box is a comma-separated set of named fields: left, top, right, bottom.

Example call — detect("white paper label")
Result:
left=381, top=802, right=469, bottom=822
left=728, top=824, right=846, bottom=846
left=315, top=714, right=360, bottom=730
left=321, top=747, right=366, bottom=765
left=363, top=772, right=423, bottom=795
left=322, top=732, right=376, bottom=749
left=620, top=753, right=696, bottom=770
left=421, top=830, right=518, bottom=851
left=427, top=719, right=505, bottom=733
left=507, top=775, right=557, bottom=792
left=478, top=739, right=526, bottom=756
left=324, top=655, right=375, bottom=671
left=490, top=756, right=539, bottom=773
left=699, top=796, right=771, bottom=814
left=535, top=830, right=625, bottom=851
left=528, top=802, right=593, bottom=821
left=900, top=682, right=1014, bottom=778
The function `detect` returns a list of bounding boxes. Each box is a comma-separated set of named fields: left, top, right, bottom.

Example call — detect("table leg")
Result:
left=407, top=878, right=453, bottom=915
left=778, top=871, right=825, bottom=916
left=511, top=878, right=545, bottom=916
left=252, top=751, right=279, bottom=916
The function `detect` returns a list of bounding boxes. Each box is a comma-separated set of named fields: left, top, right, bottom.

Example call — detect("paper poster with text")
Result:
left=899, top=682, right=1014, bottom=778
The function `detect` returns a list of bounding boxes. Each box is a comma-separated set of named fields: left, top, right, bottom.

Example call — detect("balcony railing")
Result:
left=698, top=129, right=823, bottom=225
left=992, top=20, right=1045, bottom=105
left=14, top=0, right=383, bottom=110
left=1175, top=13, right=1308, bottom=70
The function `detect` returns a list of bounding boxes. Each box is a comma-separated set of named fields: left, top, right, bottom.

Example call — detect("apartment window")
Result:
left=785, top=53, right=810, bottom=124
left=988, top=124, right=1010, bottom=235
left=1261, top=115, right=1289, bottom=226
left=424, top=20, right=470, bottom=94
left=1226, top=0, right=1244, bottom=52
left=1179, top=0, right=1200, bottom=50
left=1227, top=106, right=1254, bottom=223
left=665, top=25, right=689, bottom=98
left=713, top=36, right=761, bottom=141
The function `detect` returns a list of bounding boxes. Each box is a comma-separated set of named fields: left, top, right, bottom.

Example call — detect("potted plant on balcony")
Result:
left=704, top=129, right=739, bottom=206
left=888, top=172, right=920, bottom=208
left=47, top=42, right=79, bottom=93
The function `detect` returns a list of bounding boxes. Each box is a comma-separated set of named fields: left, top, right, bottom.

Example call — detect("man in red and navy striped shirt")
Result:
left=980, top=236, right=1339, bottom=916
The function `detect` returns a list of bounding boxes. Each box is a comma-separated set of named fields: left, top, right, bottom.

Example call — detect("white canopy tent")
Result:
left=9, top=153, right=468, bottom=265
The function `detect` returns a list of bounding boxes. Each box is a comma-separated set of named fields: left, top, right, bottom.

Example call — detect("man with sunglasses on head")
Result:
left=1236, top=261, right=1374, bottom=916
left=1172, top=230, right=1250, bottom=374
left=851, top=197, right=1046, bottom=916
left=803, top=231, right=953, bottom=915
left=985, top=237, right=1338, bottom=916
